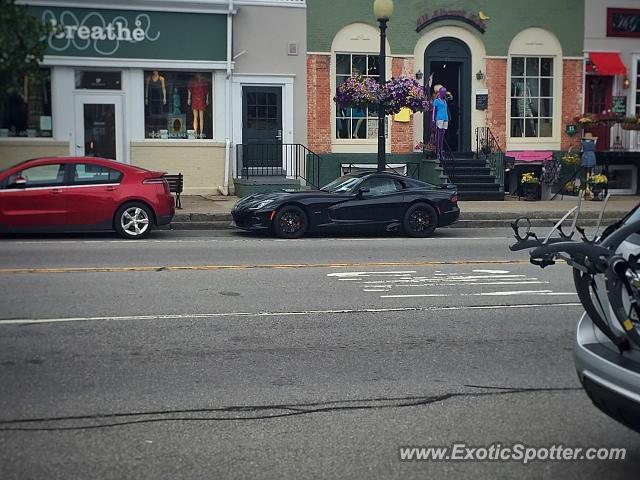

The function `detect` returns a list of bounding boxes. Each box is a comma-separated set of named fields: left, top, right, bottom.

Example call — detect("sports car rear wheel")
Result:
left=272, top=205, right=308, bottom=239
left=403, top=202, right=437, bottom=237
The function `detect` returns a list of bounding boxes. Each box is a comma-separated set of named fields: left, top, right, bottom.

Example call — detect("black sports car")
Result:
left=231, top=172, right=459, bottom=238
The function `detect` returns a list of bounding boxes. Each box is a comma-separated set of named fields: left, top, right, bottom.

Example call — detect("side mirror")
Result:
left=9, top=177, right=27, bottom=189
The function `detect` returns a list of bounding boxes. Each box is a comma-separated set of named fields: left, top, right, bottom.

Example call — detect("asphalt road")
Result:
left=1, top=229, right=639, bottom=479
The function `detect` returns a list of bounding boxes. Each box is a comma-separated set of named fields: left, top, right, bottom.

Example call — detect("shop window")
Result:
left=143, top=70, right=212, bottom=139
left=510, top=57, right=554, bottom=138
left=0, top=69, right=52, bottom=138
left=335, top=53, right=380, bottom=140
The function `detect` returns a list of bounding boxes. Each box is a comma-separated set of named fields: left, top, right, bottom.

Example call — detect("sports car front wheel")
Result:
left=272, top=205, right=308, bottom=239
left=403, top=202, right=437, bottom=237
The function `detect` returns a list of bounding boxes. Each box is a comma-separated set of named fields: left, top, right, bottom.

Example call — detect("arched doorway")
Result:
left=424, top=37, right=471, bottom=152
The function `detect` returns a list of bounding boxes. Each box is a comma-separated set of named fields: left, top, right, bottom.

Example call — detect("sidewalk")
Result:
left=171, top=194, right=640, bottom=229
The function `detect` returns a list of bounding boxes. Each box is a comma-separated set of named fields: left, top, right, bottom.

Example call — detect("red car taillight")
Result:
left=450, top=194, right=458, bottom=204
left=143, top=177, right=170, bottom=194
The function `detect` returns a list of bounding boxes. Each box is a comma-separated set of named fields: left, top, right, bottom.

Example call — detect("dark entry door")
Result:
left=424, top=38, right=471, bottom=152
left=585, top=76, right=613, bottom=151
left=242, top=86, right=283, bottom=175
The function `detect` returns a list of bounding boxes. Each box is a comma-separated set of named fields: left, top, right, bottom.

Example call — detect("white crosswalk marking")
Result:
left=328, top=268, right=570, bottom=299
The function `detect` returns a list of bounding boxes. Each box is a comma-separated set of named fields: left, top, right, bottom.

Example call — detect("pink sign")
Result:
left=506, top=151, right=553, bottom=162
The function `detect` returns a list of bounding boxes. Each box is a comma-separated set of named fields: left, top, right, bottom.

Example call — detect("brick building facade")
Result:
left=307, top=0, right=586, bottom=198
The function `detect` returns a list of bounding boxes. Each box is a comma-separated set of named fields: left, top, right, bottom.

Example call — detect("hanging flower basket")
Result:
left=334, top=75, right=432, bottom=116
left=334, top=76, right=382, bottom=111
left=621, top=117, right=640, bottom=131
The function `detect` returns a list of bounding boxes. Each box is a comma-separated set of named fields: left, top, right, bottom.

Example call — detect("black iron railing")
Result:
left=475, top=127, right=505, bottom=191
left=440, top=140, right=456, bottom=182
left=235, top=143, right=322, bottom=189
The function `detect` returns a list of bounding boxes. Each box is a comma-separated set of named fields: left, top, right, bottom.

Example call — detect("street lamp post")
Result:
left=373, top=0, right=393, bottom=173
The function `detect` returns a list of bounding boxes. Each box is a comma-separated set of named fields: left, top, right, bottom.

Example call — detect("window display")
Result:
left=144, top=71, right=212, bottom=139
left=0, top=69, right=52, bottom=138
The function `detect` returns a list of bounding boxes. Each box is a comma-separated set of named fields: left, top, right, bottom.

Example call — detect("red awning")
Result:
left=587, top=52, right=627, bottom=75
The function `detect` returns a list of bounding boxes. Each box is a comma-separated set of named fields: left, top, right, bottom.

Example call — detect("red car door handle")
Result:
left=105, top=186, right=117, bottom=191
left=51, top=188, right=62, bottom=194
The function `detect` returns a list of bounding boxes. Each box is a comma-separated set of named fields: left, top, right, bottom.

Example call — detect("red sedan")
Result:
left=0, top=157, right=175, bottom=239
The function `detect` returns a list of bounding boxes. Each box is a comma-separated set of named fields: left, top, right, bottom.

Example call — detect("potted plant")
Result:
left=588, top=173, right=608, bottom=200
left=561, top=151, right=580, bottom=169
left=415, top=140, right=436, bottom=159
left=521, top=172, right=540, bottom=201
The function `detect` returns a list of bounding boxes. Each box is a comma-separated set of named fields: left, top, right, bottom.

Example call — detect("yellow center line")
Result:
left=0, top=259, right=531, bottom=275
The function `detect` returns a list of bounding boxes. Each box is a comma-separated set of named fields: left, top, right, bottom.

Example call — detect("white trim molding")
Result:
left=231, top=74, right=295, bottom=145
left=43, top=56, right=230, bottom=70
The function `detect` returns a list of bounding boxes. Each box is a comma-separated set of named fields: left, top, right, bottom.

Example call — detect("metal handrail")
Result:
left=475, top=127, right=504, bottom=193
left=551, top=165, right=586, bottom=200
left=235, top=143, right=322, bottom=189
left=439, top=140, right=456, bottom=182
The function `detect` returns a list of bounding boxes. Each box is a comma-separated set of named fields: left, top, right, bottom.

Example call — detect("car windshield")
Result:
left=320, top=175, right=362, bottom=193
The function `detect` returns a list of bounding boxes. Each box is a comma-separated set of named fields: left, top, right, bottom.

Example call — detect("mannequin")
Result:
left=432, top=86, right=449, bottom=161
left=172, top=87, right=181, bottom=115
left=188, top=73, right=209, bottom=138
left=145, top=70, right=166, bottom=114
left=145, top=71, right=166, bottom=135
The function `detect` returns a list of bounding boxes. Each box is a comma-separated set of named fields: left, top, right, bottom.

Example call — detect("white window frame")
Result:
left=506, top=28, right=563, bottom=151
left=509, top=56, right=555, bottom=139
left=334, top=53, right=382, bottom=141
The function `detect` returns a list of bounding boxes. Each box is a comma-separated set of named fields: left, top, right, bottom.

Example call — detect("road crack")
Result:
left=0, top=386, right=582, bottom=432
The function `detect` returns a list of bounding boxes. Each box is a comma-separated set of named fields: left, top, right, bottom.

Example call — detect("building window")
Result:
left=0, top=69, right=52, bottom=138
left=335, top=53, right=380, bottom=139
left=510, top=57, right=553, bottom=138
left=143, top=70, right=212, bottom=139
left=75, top=71, right=122, bottom=90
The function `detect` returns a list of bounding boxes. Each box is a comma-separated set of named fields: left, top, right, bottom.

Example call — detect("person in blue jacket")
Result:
left=432, top=86, right=449, bottom=160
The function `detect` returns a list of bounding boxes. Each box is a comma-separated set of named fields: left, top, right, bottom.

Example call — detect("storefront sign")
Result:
left=611, top=96, right=627, bottom=115
left=416, top=10, right=486, bottom=34
left=30, top=6, right=227, bottom=61
left=607, top=8, right=640, bottom=38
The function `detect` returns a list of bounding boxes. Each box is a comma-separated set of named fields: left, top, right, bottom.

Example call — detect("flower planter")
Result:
left=589, top=183, right=606, bottom=200
left=523, top=183, right=539, bottom=201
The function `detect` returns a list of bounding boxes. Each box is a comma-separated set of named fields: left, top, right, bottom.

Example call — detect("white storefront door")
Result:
left=74, top=93, right=124, bottom=162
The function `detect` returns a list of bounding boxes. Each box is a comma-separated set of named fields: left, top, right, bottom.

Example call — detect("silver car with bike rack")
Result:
left=511, top=195, right=640, bottom=433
